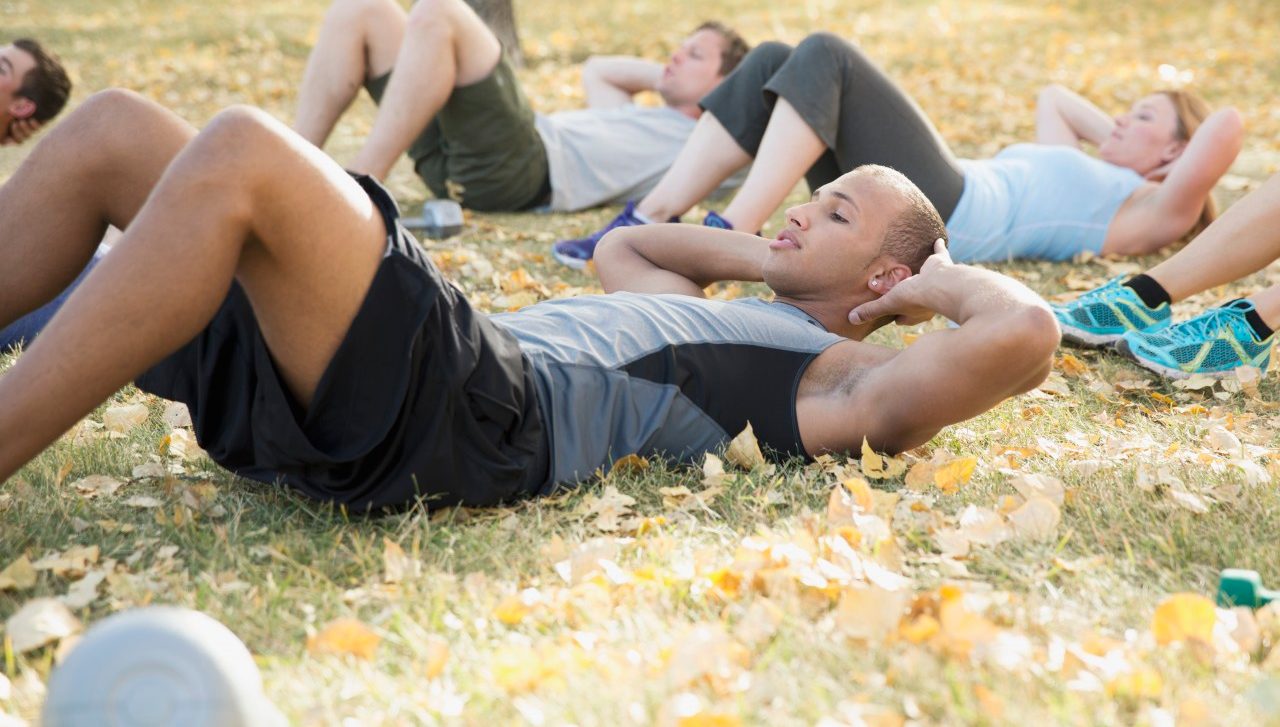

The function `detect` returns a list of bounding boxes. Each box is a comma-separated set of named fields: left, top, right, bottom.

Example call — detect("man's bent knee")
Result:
left=182, top=105, right=293, bottom=179
left=62, top=88, right=151, bottom=128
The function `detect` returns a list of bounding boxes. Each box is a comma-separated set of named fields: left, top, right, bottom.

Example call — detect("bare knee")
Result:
left=40, top=89, right=183, bottom=167
left=405, top=0, right=463, bottom=35
left=184, top=106, right=289, bottom=179
left=325, top=0, right=398, bottom=24
left=52, top=88, right=152, bottom=140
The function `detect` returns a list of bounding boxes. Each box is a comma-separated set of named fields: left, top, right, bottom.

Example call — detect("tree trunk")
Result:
left=464, top=0, right=523, bottom=66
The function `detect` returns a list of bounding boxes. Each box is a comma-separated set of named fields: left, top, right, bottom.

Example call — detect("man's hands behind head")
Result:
left=2, top=118, right=43, bottom=146
left=848, top=239, right=950, bottom=326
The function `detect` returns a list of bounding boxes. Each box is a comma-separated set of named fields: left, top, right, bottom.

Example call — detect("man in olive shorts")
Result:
left=293, top=0, right=748, bottom=212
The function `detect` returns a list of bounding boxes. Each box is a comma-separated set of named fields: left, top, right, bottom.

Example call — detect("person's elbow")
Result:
left=593, top=227, right=635, bottom=291
left=1000, top=303, right=1060, bottom=394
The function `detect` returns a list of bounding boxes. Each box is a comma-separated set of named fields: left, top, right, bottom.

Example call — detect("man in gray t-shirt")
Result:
left=293, top=0, right=749, bottom=213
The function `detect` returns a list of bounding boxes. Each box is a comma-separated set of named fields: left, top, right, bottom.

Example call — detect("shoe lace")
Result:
left=1167, top=307, right=1250, bottom=345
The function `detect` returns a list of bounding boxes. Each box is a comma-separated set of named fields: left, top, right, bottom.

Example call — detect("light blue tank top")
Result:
left=491, top=293, right=844, bottom=491
left=946, top=144, right=1144, bottom=262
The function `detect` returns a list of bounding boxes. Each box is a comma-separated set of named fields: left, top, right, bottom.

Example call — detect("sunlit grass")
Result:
left=2, top=1, right=1280, bottom=724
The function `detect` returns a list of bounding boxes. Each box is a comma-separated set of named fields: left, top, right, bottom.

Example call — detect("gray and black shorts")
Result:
left=699, top=33, right=965, bottom=221
left=136, top=174, right=549, bottom=512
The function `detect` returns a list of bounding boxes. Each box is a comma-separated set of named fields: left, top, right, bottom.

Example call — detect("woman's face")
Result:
left=1098, top=94, right=1185, bottom=176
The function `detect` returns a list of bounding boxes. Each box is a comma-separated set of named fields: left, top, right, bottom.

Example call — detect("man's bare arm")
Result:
left=837, top=243, right=1059, bottom=453
left=582, top=56, right=663, bottom=109
left=594, top=224, right=768, bottom=297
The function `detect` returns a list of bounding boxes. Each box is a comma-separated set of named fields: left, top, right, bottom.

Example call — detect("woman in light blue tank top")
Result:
left=608, top=34, right=1242, bottom=264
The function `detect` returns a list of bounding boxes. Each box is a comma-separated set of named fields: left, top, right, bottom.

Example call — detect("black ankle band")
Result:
left=1243, top=305, right=1274, bottom=340
left=1123, top=274, right=1171, bottom=308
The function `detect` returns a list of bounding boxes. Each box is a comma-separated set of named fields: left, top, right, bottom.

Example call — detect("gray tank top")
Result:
left=491, top=293, right=844, bottom=492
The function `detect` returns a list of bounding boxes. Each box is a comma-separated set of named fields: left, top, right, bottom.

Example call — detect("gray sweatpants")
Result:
left=699, top=32, right=965, bottom=221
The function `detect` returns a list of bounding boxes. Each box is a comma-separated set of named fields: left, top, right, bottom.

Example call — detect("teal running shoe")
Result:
left=1051, top=276, right=1171, bottom=346
left=1117, top=299, right=1274, bottom=379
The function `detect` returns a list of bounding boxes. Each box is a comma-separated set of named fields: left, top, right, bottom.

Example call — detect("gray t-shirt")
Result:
left=535, top=105, right=742, bottom=212
left=491, top=293, right=843, bottom=491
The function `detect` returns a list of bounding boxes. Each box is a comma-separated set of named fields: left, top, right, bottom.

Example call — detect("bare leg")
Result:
left=293, top=0, right=407, bottom=147
left=719, top=99, right=826, bottom=232
left=636, top=99, right=826, bottom=233
left=0, top=106, right=387, bottom=481
left=0, top=90, right=194, bottom=326
left=1147, top=174, right=1280, bottom=310
left=635, top=113, right=751, bottom=221
left=349, top=0, right=502, bottom=178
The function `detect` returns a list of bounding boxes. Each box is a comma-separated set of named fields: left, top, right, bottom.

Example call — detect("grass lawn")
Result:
left=2, top=0, right=1280, bottom=724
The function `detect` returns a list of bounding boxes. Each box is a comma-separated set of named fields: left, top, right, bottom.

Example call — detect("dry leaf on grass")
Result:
left=131, top=461, right=166, bottom=480
left=307, top=618, right=381, bottom=660
left=1204, top=425, right=1243, bottom=454
left=861, top=439, right=906, bottom=479
left=123, top=495, right=162, bottom=509
left=934, top=457, right=977, bottom=494
left=1152, top=593, right=1216, bottom=646
left=1174, top=374, right=1219, bottom=392
left=580, top=485, right=636, bottom=532
left=1008, top=473, right=1065, bottom=505
left=1007, top=497, right=1061, bottom=541
left=102, top=403, right=149, bottom=433
left=725, top=423, right=766, bottom=470
left=6, top=598, right=81, bottom=653
left=836, top=585, right=910, bottom=642
left=383, top=537, right=420, bottom=584
left=0, top=556, right=36, bottom=592
left=610, top=453, right=650, bottom=476
left=161, top=401, right=192, bottom=428
left=71, top=475, right=124, bottom=499
left=702, top=453, right=726, bottom=487
left=33, top=545, right=99, bottom=579
left=424, top=635, right=450, bottom=679
left=60, top=569, right=108, bottom=610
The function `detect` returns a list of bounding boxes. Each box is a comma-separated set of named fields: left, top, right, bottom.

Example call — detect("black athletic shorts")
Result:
left=136, top=174, right=549, bottom=512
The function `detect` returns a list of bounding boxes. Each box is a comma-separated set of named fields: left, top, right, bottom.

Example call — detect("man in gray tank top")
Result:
left=292, top=0, right=749, bottom=213
left=0, top=89, right=1059, bottom=510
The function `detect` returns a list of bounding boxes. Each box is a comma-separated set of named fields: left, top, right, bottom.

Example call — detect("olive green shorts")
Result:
left=366, top=55, right=550, bottom=211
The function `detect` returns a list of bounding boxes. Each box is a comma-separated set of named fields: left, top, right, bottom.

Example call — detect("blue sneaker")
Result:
left=552, top=202, right=674, bottom=270
left=702, top=210, right=734, bottom=229
left=1117, top=299, right=1274, bottom=379
left=1051, top=276, right=1171, bottom=347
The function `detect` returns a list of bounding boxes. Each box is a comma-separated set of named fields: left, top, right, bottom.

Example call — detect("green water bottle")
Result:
left=1216, top=569, right=1279, bottom=609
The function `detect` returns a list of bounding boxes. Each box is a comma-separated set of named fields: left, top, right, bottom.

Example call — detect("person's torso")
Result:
left=946, top=144, right=1145, bottom=262
left=534, top=105, right=702, bottom=211
left=491, top=293, right=844, bottom=489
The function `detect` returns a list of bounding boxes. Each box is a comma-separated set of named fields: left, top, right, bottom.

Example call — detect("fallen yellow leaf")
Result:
left=725, top=423, right=766, bottom=470
left=1106, top=666, right=1164, bottom=699
left=678, top=714, right=742, bottom=727
left=861, top=439, right=906, bottom=479
left=934, top=457, right=977, bottom=494
left=6, top=598, right=81, bottom=653
left=610, top=453, right=650, bottom=475
left=307, top=618, right=381, bottom=660
left=423, top=635, right=449, bottom=679
left=0, top=556, right=36, bottom=592
left=1152, top=593, right=1216, bottom=646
